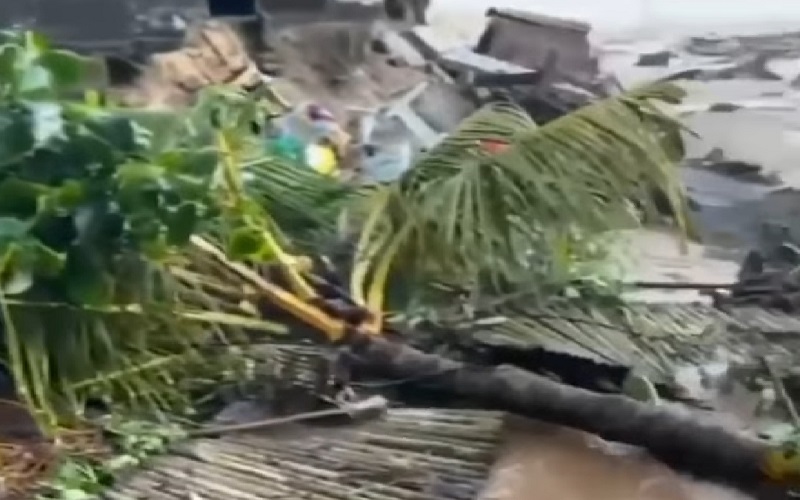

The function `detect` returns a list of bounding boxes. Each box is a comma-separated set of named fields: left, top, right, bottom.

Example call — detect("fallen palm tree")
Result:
left=193, top=238, right=799, bottom=494
left=180, top=82, right=796, bottom=494
left=117, top=70, right=800, bottom=493
left=0, top=28, right=798, bottom=498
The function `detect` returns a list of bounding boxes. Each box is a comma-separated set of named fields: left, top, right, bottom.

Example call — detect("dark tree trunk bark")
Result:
left=343, top=334, right=782, bottom=494
left=192, top=240, right=789, bottom=496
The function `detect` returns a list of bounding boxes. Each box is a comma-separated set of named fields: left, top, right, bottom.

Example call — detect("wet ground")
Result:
left=482, top=418, right=753, bottom=500
left=583, top=29, right=800, bottom=306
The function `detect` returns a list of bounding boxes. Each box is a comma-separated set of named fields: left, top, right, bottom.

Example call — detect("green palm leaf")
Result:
left=355, top=82, right=692, bottom=301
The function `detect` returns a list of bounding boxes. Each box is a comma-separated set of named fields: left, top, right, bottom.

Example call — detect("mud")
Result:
left=481, top=418, right=753, bottom=500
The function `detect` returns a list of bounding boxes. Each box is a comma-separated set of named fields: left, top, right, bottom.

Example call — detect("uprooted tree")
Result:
left=0, top=29, right=797, bottom=497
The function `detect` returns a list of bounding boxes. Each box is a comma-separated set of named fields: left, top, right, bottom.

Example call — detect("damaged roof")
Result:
left=465, top=301, right=800, bottom=380
left=104, top=409, right=506, bottom=499
left=485, top=7, right=591, bottom=33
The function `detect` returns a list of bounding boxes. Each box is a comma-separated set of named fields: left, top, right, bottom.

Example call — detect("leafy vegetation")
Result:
left=39, top=418, right=185, bottom=499
left=0, top=28, right=700, bottom=497
left=348, top=87, right=690, bottom=331
left=0, top=31, right=286, bottom=433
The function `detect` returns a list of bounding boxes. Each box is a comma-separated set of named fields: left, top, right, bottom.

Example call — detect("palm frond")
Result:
left=123, top=89, right=355, bottom=251
left=242, top=157, right=355, bottom=249
left=0, top=247, right=288, bottom=426
left=355, top=82, right=691, bottom=303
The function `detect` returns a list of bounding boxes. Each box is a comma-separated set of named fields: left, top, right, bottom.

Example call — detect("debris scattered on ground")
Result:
left=20, top=7, right=800, bottom=498
left=684, top=32, right=800, bottom=59
left=715, top=233, right=800, bottom=312
left=707, top=102, right=743, bottom=112
left=636, top=50, right=674, bottom=67
left=99, top=4, right=615, bottom=184
left=687, top=148, right=780, bottom=186
left=112, top=20, right=263, bottom=109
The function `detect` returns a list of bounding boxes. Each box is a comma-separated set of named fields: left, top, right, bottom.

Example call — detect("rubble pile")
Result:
left=244, top=8, right=613, bottom=182
left=685, top=32, right=800, bottom=59
left=631, top=30, right=800, bottom=83
left=112, top=20, right=263, bottom=109
left=104, top=7, right=616, bottom=180
left=713, top=228, right=800, bottom=312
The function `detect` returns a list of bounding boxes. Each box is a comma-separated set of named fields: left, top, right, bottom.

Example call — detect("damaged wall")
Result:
left=475, top=8, right=597, bottom=81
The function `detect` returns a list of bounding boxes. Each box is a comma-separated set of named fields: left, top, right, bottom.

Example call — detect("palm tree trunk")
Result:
left=343, top=334, right=776, bottom=492
left=192, top=239, right=785, bottom=493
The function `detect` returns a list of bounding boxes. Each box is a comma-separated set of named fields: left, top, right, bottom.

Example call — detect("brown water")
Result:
left=480, top=418, right=753, bottom=500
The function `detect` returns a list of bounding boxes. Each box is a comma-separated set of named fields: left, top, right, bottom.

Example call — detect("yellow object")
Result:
left=763, top=442, right=800, bottom=485
left=192, top=237, right=346, bottom=341
left=305, top=144, right=339, bottom=176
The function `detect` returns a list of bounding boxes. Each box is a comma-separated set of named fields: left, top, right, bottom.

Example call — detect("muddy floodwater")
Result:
left=481, top=419, right=753, bottom=500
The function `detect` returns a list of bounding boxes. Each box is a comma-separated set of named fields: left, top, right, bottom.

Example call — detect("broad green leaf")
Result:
left=159, top=148, right=219, bottom=177
left=54, top=460, right=88, bottom=485
left=24, top=31, right=51, bottom=55
left=0, top=109, right=35, bottom=161
left=17, top=65, right=51, bottom=97
left=85, top=114, right=146, bottom=153
left=32, top=242, right=66, bottom=277
left=0, top=179, right=47, bottom=218
left=62, top=488, right=94, bottom=500
left=52, top=180, right=87, bottom=211
left=38, top=49, right=87, bottom=89
left=226, top=226, right=265, bottom=259
left=116, top=162, right=165, bottom=190
left=0, top=216, right=31, bottom=243
left=2, top=266, right=33, bottom=295
left=0, top=44, right=19, bottom=85
left=127, top=213, right=164, bottom=242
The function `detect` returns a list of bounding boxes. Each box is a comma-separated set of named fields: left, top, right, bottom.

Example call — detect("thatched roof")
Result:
left=217, top=300, right=800, bottom=402
left=103, top=409, right=505, bottom=499
left=101, top=302, right=783, bottom=500
left=460, top=301, right=800, bottom=380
